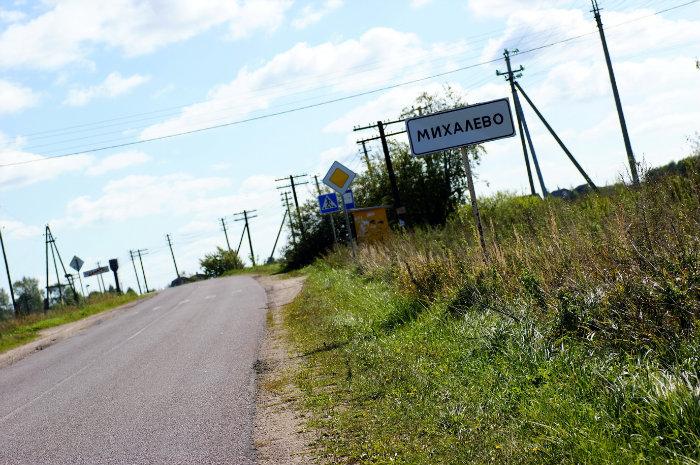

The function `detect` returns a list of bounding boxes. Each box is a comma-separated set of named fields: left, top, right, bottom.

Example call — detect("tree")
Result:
left=14, top=277, right=43, bottom=314
left=200, top=247, right=245, bottom=277
left=0, top=288, right=12, bottom=317
left=281, top=86, right=486, bottom=270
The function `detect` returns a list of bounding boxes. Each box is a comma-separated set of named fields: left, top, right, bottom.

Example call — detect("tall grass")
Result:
left=0, top=292, right=143, bottom=354
left=285, top=167, right=700, bottom=464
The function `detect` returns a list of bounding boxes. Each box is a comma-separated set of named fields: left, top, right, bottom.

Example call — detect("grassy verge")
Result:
left=283, top=168, right=700, bottom=464
left=0, top=292, right=145, bottom=354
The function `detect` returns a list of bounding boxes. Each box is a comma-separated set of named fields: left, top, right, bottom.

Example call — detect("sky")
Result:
left=0, top=0, right=699, bottom=295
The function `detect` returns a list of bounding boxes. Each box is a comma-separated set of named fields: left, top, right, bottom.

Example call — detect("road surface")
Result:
left=0, top=275, right=268, bottom=465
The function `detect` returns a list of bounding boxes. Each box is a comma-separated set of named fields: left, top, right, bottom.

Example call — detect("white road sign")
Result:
left=322, top=161, right=356, bottom=194
left=405, top=98, right=515, bottom=157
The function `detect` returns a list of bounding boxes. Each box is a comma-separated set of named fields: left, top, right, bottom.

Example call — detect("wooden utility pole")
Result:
left=220, top=218, right=232, bottom=251
left=166, top=234, right=180, bottom=279
left=0, top=228, right=16, bottom=314
left=592, top=0, right=639, bottom=185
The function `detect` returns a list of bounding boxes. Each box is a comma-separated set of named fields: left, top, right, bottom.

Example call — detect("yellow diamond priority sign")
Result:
left=323, top=161, right=356, bottom=194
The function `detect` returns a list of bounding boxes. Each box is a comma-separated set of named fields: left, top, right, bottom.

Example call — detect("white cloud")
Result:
left=0, top=149, right=91, bottom=189
left=57, top=172, right=283, bottom=229
left=0, top=219, right=41, bottom=239
left=85, top=151, right=151, bottom=176
left=0, top=0, right=293, bottom=70
left=64, top=72, right=150, bottom=106
left=139, top=28, right=469, bottom=140
left=411, top=0, right=434, bottom=8
left=468, top=0, right=575, bottom=18
left=292, top=0, right=343, bottom=29
left=0, top=79, right=39, bottom=114
left=0, top=8, right=25, bottom=23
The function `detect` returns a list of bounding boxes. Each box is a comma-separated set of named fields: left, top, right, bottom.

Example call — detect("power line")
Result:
left=4, top=0, right=695, bottom=169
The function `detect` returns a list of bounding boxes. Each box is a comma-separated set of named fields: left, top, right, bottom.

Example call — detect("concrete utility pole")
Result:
left=0, top=228, right=17, bottom=314
left=136, top=249, right=150, bottom=292
left=497, top=49, right=543, bottom=196
left=314, top=175, right=337, bottom=244
left=166, top=234, right=180, bottom=279
left=280, top=191, right=297, bottom=245
left=276, top=175, right=309, bottom=239
left=269, top=210, right=288, bottom=263
left=234, top=210, right=257, bottom=266
left=129, top=250, right=143, bottom=294
left=592, top=0, right=639, bottom=185
left=220, top=218, right=232, bottom=251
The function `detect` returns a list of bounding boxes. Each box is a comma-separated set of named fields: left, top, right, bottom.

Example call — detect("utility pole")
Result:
left=497, top=49, right=543, bottom=196
left=166, top=234, right=180, bottom=279
left=0, top=228, right=16, bottom=314
left=281, top=191, right=297, bottom=244
left=514, top=81, right=598, bottom=191
left=220, top=218, right=232, bottom=251
left=44, top=226, right=49, bottom=311
left=236, top=223, right=247, bottom=254
left=354, top=119, right=408, bottom=226
left=136, top=249, right=150, bottom=292
left=129, top=250, right=143, bottom=294
left=276, top=175, right=308, bottom=238
left=360, top=141, right=373, bottom=174
left=269, top=210, right=288, bottom=263
left=44, top=225, right=79, bottom=305
left=592, top=0, right=639, bottom=185
left=234, top=210, right=257, bottom=266
left=314, top=175, right=337, bottom=244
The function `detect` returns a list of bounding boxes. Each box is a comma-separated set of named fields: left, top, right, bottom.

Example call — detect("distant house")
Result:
left=550, top=188, right=574, bottom=200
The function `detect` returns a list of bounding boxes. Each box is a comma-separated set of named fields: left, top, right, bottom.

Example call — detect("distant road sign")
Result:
left=342, top=189, right=355, bottom=209
left=405, top=98, right=515, bottom=157
left=83, top=266, right=109, bottom=278
left=318, top=193, right=340, bottom=214
left=69, top=256, right=84, bottom=272
left=323, top=161, right=356, bottom=194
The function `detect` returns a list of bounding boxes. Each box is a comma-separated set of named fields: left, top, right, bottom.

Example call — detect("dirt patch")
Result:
left=254, top=275, right=317, bottom=465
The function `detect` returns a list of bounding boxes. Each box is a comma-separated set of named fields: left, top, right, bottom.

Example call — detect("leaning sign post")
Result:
left=405, top=98, right=516, bottom=259
left=323, top=161, right=357, bottom=255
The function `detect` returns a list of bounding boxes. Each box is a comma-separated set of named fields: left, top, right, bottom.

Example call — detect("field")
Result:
left=0, top=292, right=144, bottom=354
left=283, top=164, right=700, bottom=464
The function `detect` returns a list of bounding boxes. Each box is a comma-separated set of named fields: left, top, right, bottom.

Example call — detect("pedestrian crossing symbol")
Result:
left=318, top=193, right=340, bottom=214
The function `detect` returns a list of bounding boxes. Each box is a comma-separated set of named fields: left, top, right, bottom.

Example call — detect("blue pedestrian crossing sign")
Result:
left=318, top=193, right=340, bottom=214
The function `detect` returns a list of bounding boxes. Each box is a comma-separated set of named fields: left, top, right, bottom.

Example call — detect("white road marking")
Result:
left=177, top=299, right=190, bottom=306
left=204, top=295, right=216, bottom=300
left=152, top=306, right=162, bottom=311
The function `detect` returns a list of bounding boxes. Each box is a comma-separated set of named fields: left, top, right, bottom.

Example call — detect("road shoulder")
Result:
left=0, top=294, right=153, bottom=369
left=254, top=274, right=317, bottom=465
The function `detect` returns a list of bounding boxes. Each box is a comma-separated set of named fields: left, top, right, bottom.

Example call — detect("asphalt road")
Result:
left=0, top=275, right=268, bottom=465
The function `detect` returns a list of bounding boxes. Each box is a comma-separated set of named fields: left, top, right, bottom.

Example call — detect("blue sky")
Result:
left=0, top=0, right=699, bottom=293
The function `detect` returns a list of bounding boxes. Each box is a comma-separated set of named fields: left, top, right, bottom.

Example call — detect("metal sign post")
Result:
left=323, top=161, right=357, bottom=256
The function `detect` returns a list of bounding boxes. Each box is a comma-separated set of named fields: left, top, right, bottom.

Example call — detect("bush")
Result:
left=199, top=247, right=244, bottom=277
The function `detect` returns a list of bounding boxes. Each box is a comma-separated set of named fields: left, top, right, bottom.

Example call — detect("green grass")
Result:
left=0, top=292, right=145, bottom=354
left=282, top=165, right=700, bottom=464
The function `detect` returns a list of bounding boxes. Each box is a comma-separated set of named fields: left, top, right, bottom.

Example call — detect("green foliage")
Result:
left=199, top=246, right=244, bottom=277
left=14, top=277, right=43, bottom=315
left=283, top=160, right=700, bottom=464
left=282, top=86, right=485, bottom=271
